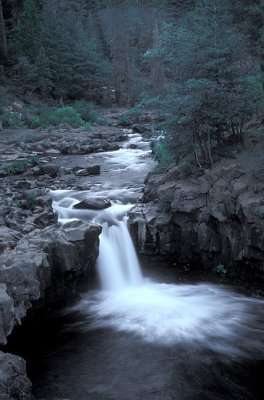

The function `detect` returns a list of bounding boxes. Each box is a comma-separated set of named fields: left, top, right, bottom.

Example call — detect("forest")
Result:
left=0, top=0, right=264, bottom=168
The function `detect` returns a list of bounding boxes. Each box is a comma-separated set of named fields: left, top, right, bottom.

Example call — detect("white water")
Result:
left=51, top=133, right=264, bottom=360
left=94, top=214, right=143, bottom=291
left=53, top=191, right=264, bottom=358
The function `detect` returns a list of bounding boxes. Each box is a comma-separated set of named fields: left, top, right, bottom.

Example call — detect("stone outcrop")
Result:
left=0, top=219, right=101, bottom=344
left=0, top=352, right=32, bottom=400
left=129, top=161, right=264, bottom=281
left=0, top=186, right=102, bottom=399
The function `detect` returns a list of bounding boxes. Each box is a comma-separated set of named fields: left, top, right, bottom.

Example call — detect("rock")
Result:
left=132, top=124, right=151, bottom=133
left=112, top=134, right=127, bottom=142
left=75, top=164, right=101, bottom=176
left=73, top=197, right=111, bottom=210
left=0, top=120, right=3, bottom=131
left=130, top=162, right=264, bottom=281
left=0, top=284, right=15, bottom=344
left=0, top=352, right=32, bottom=399
left=24, top=112, right=37, bottom=128
left=129, top=144, right=138, bottom=149
left=0, top=220, right=102, bottom=343
left=0, top=227, right=20, bottom=253
left=57, top=122, right=72, bottom=130
left=39, top=164, right=59, bottom=177
left=46, top=149, right=61, bottom=155
left=12, top=101, right=24, bottom=112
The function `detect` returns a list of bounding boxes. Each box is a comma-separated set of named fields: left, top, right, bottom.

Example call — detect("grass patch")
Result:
left=4, top=156, right=40, bottom=175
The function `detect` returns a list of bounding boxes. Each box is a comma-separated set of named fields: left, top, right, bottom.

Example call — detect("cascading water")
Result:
left=32, top=133, right=264, bottom=400
left=95, top=215, right=143, bottom=290
left=52, top=190, right=264, bottom=358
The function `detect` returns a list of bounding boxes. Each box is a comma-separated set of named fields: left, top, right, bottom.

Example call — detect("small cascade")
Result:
left=52, top=191, right=144, bottom=292
left=96, top=216, right=143, bottom=291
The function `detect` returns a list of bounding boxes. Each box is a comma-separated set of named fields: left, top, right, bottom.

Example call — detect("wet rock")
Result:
left=75, top=164, right=101, bottom=176
left=129, top=143, right=138, bottom=149
left=132, top=124, right=151, bottom=133
left=0, top=352, right=32, bottom=400
left=73, top=197, right=111, bottom=210
left=39, top=164, right=59, bottom=177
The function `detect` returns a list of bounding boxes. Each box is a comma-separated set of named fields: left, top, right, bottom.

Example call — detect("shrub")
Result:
left=151, top=138, right=174, bottom=166
left=0, top=111, right=25, bottom=128
left=47, top=107, right=83, bottom=128
left=6, top=160, right=28, bottom=174
left=4, top=156, right=40, bottom=174
left=73, top=100, right=98, bottom=122
left=118, top=106, right=142, bottom=126
left=215, top=264, right=228, bottom=275
left=59, top=142, right=70, bottom=154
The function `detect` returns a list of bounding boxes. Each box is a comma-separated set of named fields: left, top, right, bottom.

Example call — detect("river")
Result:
left=16, top=132, right=264, bottom=399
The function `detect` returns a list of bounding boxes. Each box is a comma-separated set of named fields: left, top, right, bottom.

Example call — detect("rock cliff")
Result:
left=0, top=193, right=101, bottom=399
left=129, top=154, right=264, bottom=283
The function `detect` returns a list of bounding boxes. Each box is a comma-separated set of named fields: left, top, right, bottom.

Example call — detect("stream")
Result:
left=19, top=132, right=264, bottom=399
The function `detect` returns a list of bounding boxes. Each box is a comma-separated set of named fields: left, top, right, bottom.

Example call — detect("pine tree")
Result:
left=0, top=0, right=7, bottom=60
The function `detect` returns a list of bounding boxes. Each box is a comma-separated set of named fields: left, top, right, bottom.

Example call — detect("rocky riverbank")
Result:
left=129, top=141, right=264, bottom=286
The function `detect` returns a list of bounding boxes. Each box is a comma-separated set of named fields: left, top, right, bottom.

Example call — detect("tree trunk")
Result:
left=0, top=0, right=7, bottom=60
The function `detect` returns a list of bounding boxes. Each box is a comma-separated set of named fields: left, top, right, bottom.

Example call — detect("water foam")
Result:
left=70, top=283, right=263, bottom=358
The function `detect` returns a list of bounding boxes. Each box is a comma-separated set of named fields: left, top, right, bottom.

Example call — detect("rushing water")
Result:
left=28, top=132, right=264, bottom=399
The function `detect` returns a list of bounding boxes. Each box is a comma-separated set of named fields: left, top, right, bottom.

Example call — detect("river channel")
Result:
left=12, top=132, right=264, bottom=399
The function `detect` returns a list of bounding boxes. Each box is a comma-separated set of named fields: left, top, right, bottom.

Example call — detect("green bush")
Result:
left=0, top=111, right=25, bottom=128
left=151, top=138, right=174, bottom=166
left=47, top=106, right=83, bottom=128
left=214, top=264, right=228, bottom=275
left=6, top=160, right=28, bottom=174
left=4, top=156, right=40, bottom=174
left=118, top=106, right=142, bottom=126
left=118, top=115, right=131, bottom=126
left=27, top=115, right=41, bottom=128
left=59, top=142, right=70, bottom=154
left=73, top=100, right=97, bottom=122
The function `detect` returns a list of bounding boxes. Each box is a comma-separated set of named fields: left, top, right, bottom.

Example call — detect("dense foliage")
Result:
left=0, top=0, right=264, bottom=166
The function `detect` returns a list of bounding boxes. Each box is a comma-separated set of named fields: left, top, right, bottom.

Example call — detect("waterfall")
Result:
left=96, top=216, right=143, bottom=291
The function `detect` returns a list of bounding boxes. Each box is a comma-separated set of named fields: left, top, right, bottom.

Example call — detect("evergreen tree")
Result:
left=145, top=1, right=263, bottom=167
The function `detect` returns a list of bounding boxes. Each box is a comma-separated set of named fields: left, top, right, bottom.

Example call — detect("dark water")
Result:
left=8, top=281, right=260, bottom=400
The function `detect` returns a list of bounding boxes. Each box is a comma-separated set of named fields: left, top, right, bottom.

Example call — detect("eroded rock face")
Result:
left=0, top=220, right=101, bottom=345
left=0, top=187, right=102, bottom=397
left=129, top=162, right=264, bottom=281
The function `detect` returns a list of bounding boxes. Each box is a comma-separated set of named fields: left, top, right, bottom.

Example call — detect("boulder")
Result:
left=39, top=164, right=59, bottom=177
left=0, top=227, right=20, bottom=253
left=0, top=352, right=32, bottom=400
left=75, top=164, right=101, bottom=176
left=73, top=197, right=111, bottom=210
left=132, top=124, right=151, bottom=133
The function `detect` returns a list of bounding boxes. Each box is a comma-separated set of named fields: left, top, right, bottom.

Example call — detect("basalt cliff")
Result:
left=130, top=145, right=264, bottom=284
